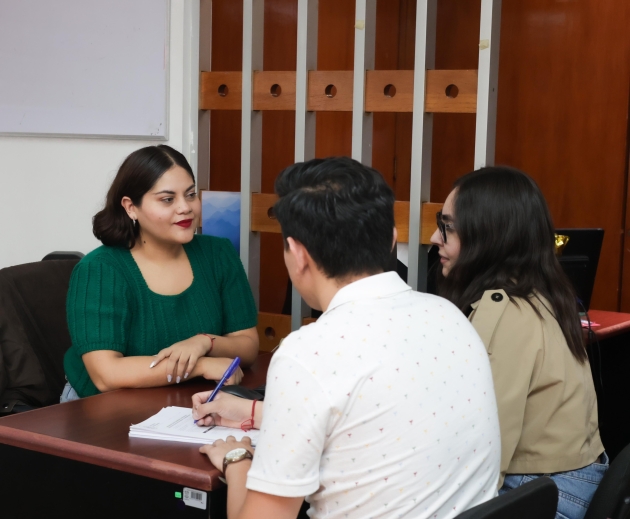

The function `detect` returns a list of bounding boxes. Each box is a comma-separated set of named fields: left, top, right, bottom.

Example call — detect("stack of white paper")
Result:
left=129, top=406, right=259, bottom=445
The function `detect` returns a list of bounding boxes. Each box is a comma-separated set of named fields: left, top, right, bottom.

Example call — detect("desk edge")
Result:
left=0, top=425, right=220, bottom=491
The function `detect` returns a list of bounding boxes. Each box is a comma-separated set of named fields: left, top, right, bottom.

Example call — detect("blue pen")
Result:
left=194, top=356, right=241, bottom=424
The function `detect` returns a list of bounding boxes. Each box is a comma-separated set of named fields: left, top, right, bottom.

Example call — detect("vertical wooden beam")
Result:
left=197, top=0, right=212, bottom=190
left=351, top=0, right=376, bottom=165
left=474, top=0, right=502, bottom=168
left=241, top=0, right=264, bottom=308
left=291, top=0, right=319, bottom=330
left=407, top=0, right=437, bottom=291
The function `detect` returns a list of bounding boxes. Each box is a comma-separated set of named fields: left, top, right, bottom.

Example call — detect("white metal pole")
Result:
left=291, top=0, right=319, bottom=330
left=351, top=0, right=376, bottom=165
left=197, top=0, right=212, bottom=190
left=474, top=0, right=502, bottom=169
left=240, top=0, right=264, bottom=308
left=407, top=0, right=437, bottom=292
left=295, top=0, right=317, bottom=164
left=183, top=0, right=200, bottom=178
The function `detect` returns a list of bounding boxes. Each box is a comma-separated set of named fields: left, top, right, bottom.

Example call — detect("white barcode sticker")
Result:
left=183, top=487, right=207, bottom=510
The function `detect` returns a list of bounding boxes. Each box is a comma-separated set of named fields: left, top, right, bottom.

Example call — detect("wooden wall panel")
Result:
left=430, top=0, right=630, bottom=311
left=259, top=0, right=298, bottom=314
left=208, top=0, right=243, bottom=193
left=389, top=0, right=416, bottom=202
left=307, top=71, right=354, bottom=111
left=315, top=0, right=354, bottom=159
left=425, top=70, right=477, bottom=113
left=495, top=0, right=630, bottom=311
left=206, top=0, right=630, bottom=312
left=209, top=0, right=297, bottom=314
left=254, top=71, right=296, bottom=111
left=385, top=0, right=480, bottom=204
left=430, top=0, right=480, bottom=203
left=372, top=0, right=404, bottom=192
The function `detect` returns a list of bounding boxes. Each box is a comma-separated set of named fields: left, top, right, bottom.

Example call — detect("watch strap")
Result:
left=222, top=449, right=253, bottom=474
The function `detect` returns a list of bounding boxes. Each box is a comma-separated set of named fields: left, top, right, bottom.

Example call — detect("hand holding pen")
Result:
left=193, top=357, right=241, bottom=424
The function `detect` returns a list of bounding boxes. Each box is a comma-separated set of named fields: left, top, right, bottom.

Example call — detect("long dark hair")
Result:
left=93, top=145, right=195, bottom=248
left=437, top=166, right=586, bottom=363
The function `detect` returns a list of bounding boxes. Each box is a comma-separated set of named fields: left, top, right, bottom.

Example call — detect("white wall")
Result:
left=0, top=0, right=197, bottom=269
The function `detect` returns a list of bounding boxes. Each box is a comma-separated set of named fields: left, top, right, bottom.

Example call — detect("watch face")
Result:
left=226, top=447, right=248, bottom=462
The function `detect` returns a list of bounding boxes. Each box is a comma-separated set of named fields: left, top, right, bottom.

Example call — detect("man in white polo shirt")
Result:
left=192, top=157, right=501, bottom=519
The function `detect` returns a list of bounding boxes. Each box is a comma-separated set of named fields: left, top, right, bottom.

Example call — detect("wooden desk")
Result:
left=0, top=353, right=271, bottom=519
left=584, top=311, right=630, bottom=462
left=587, top=309, right=630, bottom=340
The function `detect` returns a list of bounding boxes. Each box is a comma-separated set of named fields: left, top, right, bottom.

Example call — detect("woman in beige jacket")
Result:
left=430, top=166, right=606, bottom=519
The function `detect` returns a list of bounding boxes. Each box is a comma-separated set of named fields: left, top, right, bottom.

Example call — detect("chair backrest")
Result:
left=455, top=477, right=558, bottom=519
left=0, top=259, right=79, bottom=412
left=584, top=443, right=630, bottom=519
left=42, top=251, right=84, bottom=261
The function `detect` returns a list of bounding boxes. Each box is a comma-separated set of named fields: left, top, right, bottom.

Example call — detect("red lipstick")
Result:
left=175, top=219, right=193, bottom=228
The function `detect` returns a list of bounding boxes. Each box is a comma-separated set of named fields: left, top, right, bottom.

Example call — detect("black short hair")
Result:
left=93, top=145, right=194, bottom=248
left=273, top=157, right=395, bottom=279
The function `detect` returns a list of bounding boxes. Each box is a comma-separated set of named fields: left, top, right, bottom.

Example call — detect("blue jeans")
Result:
left=60, top=381, right=80, bottom=403
left=500, top=453, right=609, bottom=519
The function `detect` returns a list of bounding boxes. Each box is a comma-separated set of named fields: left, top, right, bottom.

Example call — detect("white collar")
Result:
left=324, top=271, right=412, bottom=314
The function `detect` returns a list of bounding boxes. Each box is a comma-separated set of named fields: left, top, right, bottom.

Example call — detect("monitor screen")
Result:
left=555, top=228, right=604, bottom=311
left=403, top=230, right=603, bottom=312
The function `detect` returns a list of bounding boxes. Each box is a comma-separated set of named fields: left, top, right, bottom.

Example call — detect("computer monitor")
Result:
left=554, top=228, right=604, bottom=311
left=400, top=230, right=603, bottom=310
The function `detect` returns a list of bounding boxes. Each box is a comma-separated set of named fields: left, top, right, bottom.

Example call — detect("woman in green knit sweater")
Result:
left=62, top=145, right=259, bottom=400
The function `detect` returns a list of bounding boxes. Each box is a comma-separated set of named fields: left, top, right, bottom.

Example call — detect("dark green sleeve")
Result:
left=215, top=239, right=258, bottom=334
left=66, top=259, right=132, bottom=356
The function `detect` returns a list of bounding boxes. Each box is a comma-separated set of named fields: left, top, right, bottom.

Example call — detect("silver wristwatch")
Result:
left=222, top=447, right=253, bottom=475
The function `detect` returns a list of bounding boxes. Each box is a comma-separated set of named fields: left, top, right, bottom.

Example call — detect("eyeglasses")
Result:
left=436, top=211, right=448, bottom=243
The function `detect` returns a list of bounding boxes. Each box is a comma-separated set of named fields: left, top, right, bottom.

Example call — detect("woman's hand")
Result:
left=192, top=391, right=252, bottom=427
left=199, top=357, right=244, bottom=385
left=150, top=334, right=212, bottom=383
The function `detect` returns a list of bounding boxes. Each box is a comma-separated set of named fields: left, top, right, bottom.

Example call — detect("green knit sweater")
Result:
left=64, top=235, right=257, bottom=397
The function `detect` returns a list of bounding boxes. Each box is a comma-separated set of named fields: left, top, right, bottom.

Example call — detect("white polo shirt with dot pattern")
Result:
left=247, top=272, right=500, bottom=519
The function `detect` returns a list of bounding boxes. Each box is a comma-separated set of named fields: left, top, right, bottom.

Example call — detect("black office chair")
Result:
left=0, top=258, right=79, bottom=415
left=42, top=251, right=84, bottom=261
left=584, top=444, right=630, bottom=519
left=455, top=477, right=558, bottom=519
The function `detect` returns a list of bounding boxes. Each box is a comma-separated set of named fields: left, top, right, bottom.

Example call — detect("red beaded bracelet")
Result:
left=200, top=333, right=215, bottom=354
left=241, top=400, right=257, bottom=432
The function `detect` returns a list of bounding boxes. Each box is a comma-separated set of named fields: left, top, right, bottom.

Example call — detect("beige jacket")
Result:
left=469, top=289, right=604, bottom=484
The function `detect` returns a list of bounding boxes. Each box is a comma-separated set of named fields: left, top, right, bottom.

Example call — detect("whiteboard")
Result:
left=0, top=0, right=169, bottom=139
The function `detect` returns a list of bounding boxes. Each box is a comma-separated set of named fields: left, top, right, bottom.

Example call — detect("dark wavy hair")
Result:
left=437, top=166, right=586, bottom=363
left=273, top=157, right=395, bottom=279
left=93, top=145, right=194, bottom=248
